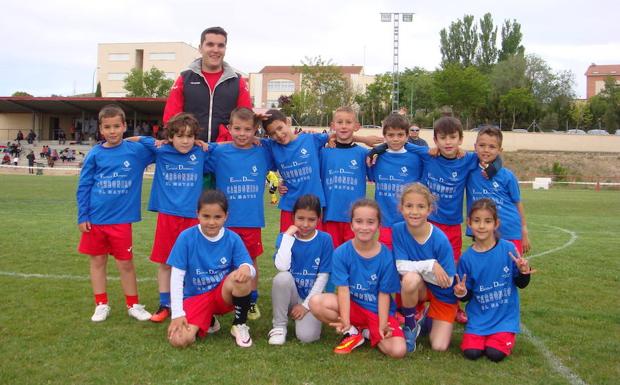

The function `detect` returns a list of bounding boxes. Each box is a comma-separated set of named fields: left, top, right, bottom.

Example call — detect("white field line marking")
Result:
left=0, top=270, right=155, bottom=282
left=521, top=324, right=588, bottom=385
left=522, top=224, right=588, bottom=385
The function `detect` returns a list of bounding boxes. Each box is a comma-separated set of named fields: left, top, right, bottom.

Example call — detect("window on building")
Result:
left=150, top=52, right=176, bottom=61
left=106, top=92, right=127, bottom=97
left=267, top=79, right=295, bottom=93
left=107, top=72, right=128, bottom=81
left=108, top=53, right=130, bottom=61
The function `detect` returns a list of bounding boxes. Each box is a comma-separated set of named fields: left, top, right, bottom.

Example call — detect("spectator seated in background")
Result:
left=2, top=153, right=10, bottom=165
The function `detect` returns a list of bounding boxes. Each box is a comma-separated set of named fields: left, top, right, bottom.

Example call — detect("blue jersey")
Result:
left=392, top=221, right=457, bottom=304
left=320, top=145, right=369, bottom=222
left=369, top=149, right=423, bottom=226
left=76, top=140, right=154, bottom=225
left=407, top=144, right=479, bottom=225
left=457, top=239, right=522, bottom=335
left=274, top=230, right=333, bottom=299
left=205, top=143, right=274, bottom=228
left=262, top=133, right=328, bottom=211
left=139, top=137, right=207, bottom=219
left=331, top=241, right=400, bottom=314
left=166, top=226, right=253, bottom=299
left=466, top=167, right=522, bottom=240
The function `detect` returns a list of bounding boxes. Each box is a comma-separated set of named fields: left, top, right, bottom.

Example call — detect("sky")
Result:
left=1, top=0, right=618, bottom=99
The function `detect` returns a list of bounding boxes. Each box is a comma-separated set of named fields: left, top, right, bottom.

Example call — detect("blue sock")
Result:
left=402, top=306, right=417, bottom=329
left=250, top=290, right=258, bottom=305
left=159, top=292, right=171, bottom=308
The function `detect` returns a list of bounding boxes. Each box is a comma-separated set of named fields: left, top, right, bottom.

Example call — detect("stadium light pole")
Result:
left=381, top=12, right=414, bottom=113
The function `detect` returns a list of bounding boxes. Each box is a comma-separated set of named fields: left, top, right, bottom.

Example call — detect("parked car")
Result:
left=361, top=125, right=381, bottom=129
left=512, top=129, right=528, bottom=133
left=587, top=129, right=609, bottom=135
left=567, top=129, right=587, bottom=135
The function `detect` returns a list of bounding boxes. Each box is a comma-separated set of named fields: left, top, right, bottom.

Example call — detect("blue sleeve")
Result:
left=232, top=233, right=253, bottom=269
left=272, top=233, right=284, bottom=261
left=391, top=226, right=409, bottom=262
left=129, top=139, right=155, bottom=165
left=166, top=233, right=189, bottom=271
left=76, top=150, right=96, bottom=224
left=437, top=237, right=456, bottom=276
left=379, top=251, right=401, bottom=294
left=404, top=142, right=430, bottom=160
left=137, top=136, right=158, bottom=154
left=330, top=248, right=349, bottom=286
left=263, top=146, right=276, bottom=172
left=204, top=145, right=217, bottom=173
left=506, top=171, right=521, bottom=203
left=319, top=235, right=334, bottom=273
left=313, top=133, right=329, bottom=148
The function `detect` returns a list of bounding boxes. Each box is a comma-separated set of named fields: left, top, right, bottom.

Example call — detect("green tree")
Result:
left=433, top=64, right=489, bottom=127
left=569, top=101, right=593, bottom=129
left=399, top=67, right=435, bottom=113
left=12, top=91, right=33, bottom=97
left=124, top=67, right=174, bottom=98
left=300, top=56, right=353, bottom=126
left=356, top=73, right=391, bottom=126
left=95, top=82, right=102, bottom=97
left=498, top=19, right=524, bottom=61
left=500, top=88, right=535, bottom=130
left=440, top=15, right=479, bottom=68
left=475, top=13, right=498, bottom=72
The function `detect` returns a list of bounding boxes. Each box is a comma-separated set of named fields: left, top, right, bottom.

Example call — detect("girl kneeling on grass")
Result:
left=167, top=190, right=256, bottom=348
left=454, top=198, right=534, bottom=362
left=393, top=183, right=458, bottom=353
left=268, top=194, right=334, bottom=345
left=309, top=199, right=406, bottom=358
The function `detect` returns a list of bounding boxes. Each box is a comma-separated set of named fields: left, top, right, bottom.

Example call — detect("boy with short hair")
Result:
left=206, top=107, right=275, bottom=320
left=127, top=112, right=207, bottom=322
left=368, top=114, right=423, bottom=249
left=76, top=104, right=155, bottom=322
left=466, top=126, right=530, bottom=254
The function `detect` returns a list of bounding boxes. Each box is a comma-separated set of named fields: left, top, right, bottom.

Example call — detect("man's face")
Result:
left=409, top=125, right=420, bottom=139
left=199, top=33, right=226, bottom=71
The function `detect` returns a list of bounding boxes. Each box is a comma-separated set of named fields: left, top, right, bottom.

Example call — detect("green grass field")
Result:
left=0, top=174, right=618, bottom=385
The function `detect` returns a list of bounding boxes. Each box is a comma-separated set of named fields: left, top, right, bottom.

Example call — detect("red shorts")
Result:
left=461, top=332, right=516, bottom=356
left=349, top=300, right=404, bottom=347
left=280, top=210, right=323, bottom=233
left=378, top=227, right=393, bottom=250
left=508, top=239, right=523, bottom=255
left=150, top=213, right=198, bottom=263
left=183, top=278, right=234, bottom=337
left=422, top=289, right=458, bottom=323
left=228, top=227, right=263, bottom=258
left=78, top=223, right=133, bottom=260
left=430, top=221, right=462, bottom=261
left=323, top=221, right=354, bottom=248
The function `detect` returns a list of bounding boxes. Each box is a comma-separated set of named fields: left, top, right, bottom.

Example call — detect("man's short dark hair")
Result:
left=200, top=26, right=228, bottom=45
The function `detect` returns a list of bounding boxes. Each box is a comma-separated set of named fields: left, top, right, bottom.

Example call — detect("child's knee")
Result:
left=381, top=339, right=407, bottom=359
left=116, top=259, right=135, bottom=272
left=401, top=272, right=422, bottom=292
left=431, top=339, right=451, bottom=352
left=308, top=295, right=323, bottom=313
left=272, top=271, right=294, bottom=288
left=296, top=327, right=321, bottom=343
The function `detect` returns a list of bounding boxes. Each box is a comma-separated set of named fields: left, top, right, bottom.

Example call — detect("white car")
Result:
left=567, top=129, right=586, bottom=135
left=587, top=129, right=609, bottom=135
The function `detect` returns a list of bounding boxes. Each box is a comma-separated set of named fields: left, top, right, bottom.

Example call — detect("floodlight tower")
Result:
left=381, top=12, right=414, bottom=112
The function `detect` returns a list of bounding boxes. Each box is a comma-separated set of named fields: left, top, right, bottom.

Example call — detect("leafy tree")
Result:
left=476, top=13, right=498, bottom=72
left=569, top=101, right=593, bottom=129
left=525, top=55, right=575, bottom=106
left=539, top=112, right=559, bottom=131
left=500, top=88, right=535, bottom=130
left=124, top=67, right=174, bottom=97
left=95, top=82, right=102, bottom=97
left=356, top=73, right=391, bottom=126
left=498, top=19, right=524, bottom=61
left=12, top=91, right=33, bottom=97
left=399, top=67, right=435, bottom=113
left=300, top=56, right=353, bottom=126
left=433, top=64, right=489, bottom=127
left=440, top=15, right=478, bottom=67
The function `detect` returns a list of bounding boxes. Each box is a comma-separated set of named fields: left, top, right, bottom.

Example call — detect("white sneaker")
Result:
left=268, top=327, right=287, bottom=345
left=208, top=317, right=221, bottom=334
left=127, top=304, right=151, bottom=321
left=230, top=324, right=253, bottom=348
left=91, top=304, right=110, bottom=322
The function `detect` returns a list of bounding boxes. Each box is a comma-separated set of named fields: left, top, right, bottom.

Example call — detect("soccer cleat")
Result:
left=91, top=304, right=110, bottom=322
left=268, top=327, right=287, bottom=345
left=247, top=303, right=261, bottom=320
left=127, top=304, right=152, bottom=321
left=230, top=324, right=253, bottom=348
left=333, top=333, right=364, bottom=354
left=208, top=316, right=221, bottom=334
left=456, top=308, right=468, bottom=324
left=149, top=305, right=170, bottom=323
left=403, top=322, right=422, bottom=353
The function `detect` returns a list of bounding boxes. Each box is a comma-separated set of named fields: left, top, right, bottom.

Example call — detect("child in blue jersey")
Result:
left=205, top=107, right=275, bottom=321
left=269, top=194, right=333, bottom=345
left=126, top=113, right=207, bottom=323
left=466, top=126, right=531, bottom=254
left=310, top=199, right=406, bottom=358
left=76, top=104, right=154, bottom=322
left=262, top=109, right=381, bottom=233
left=368, top=114, right=423, bottom=249
left=393, top=183, right=458, bottom=353
left=321, top=106, right=371, bottom=247
left=455, top=198, right=534, bottom=362
left=167, top=190, right=256, bottom=348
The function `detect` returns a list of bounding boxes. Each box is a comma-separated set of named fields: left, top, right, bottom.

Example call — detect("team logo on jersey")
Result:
left=123, top=161, right=130, bottom=168
left=451, top=171, right=458, bottom=179
left=370, top=274, right=377, bottom=281
left=399, top=166, right=409, bottom=177
left=190, top=154, right=197, bottom=162
left=252, top=165, right=257, bottom=173
left=220, top=257, right=227, bottom=265
left=492, top=181, right=499, bottom=189
left=401, top=166, right=407, bottom=173
left=314, top=257, right=321, bottom=265
left=503, top=266, right=509, bottom=273
left=299, top=148, right=309, bottom=159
